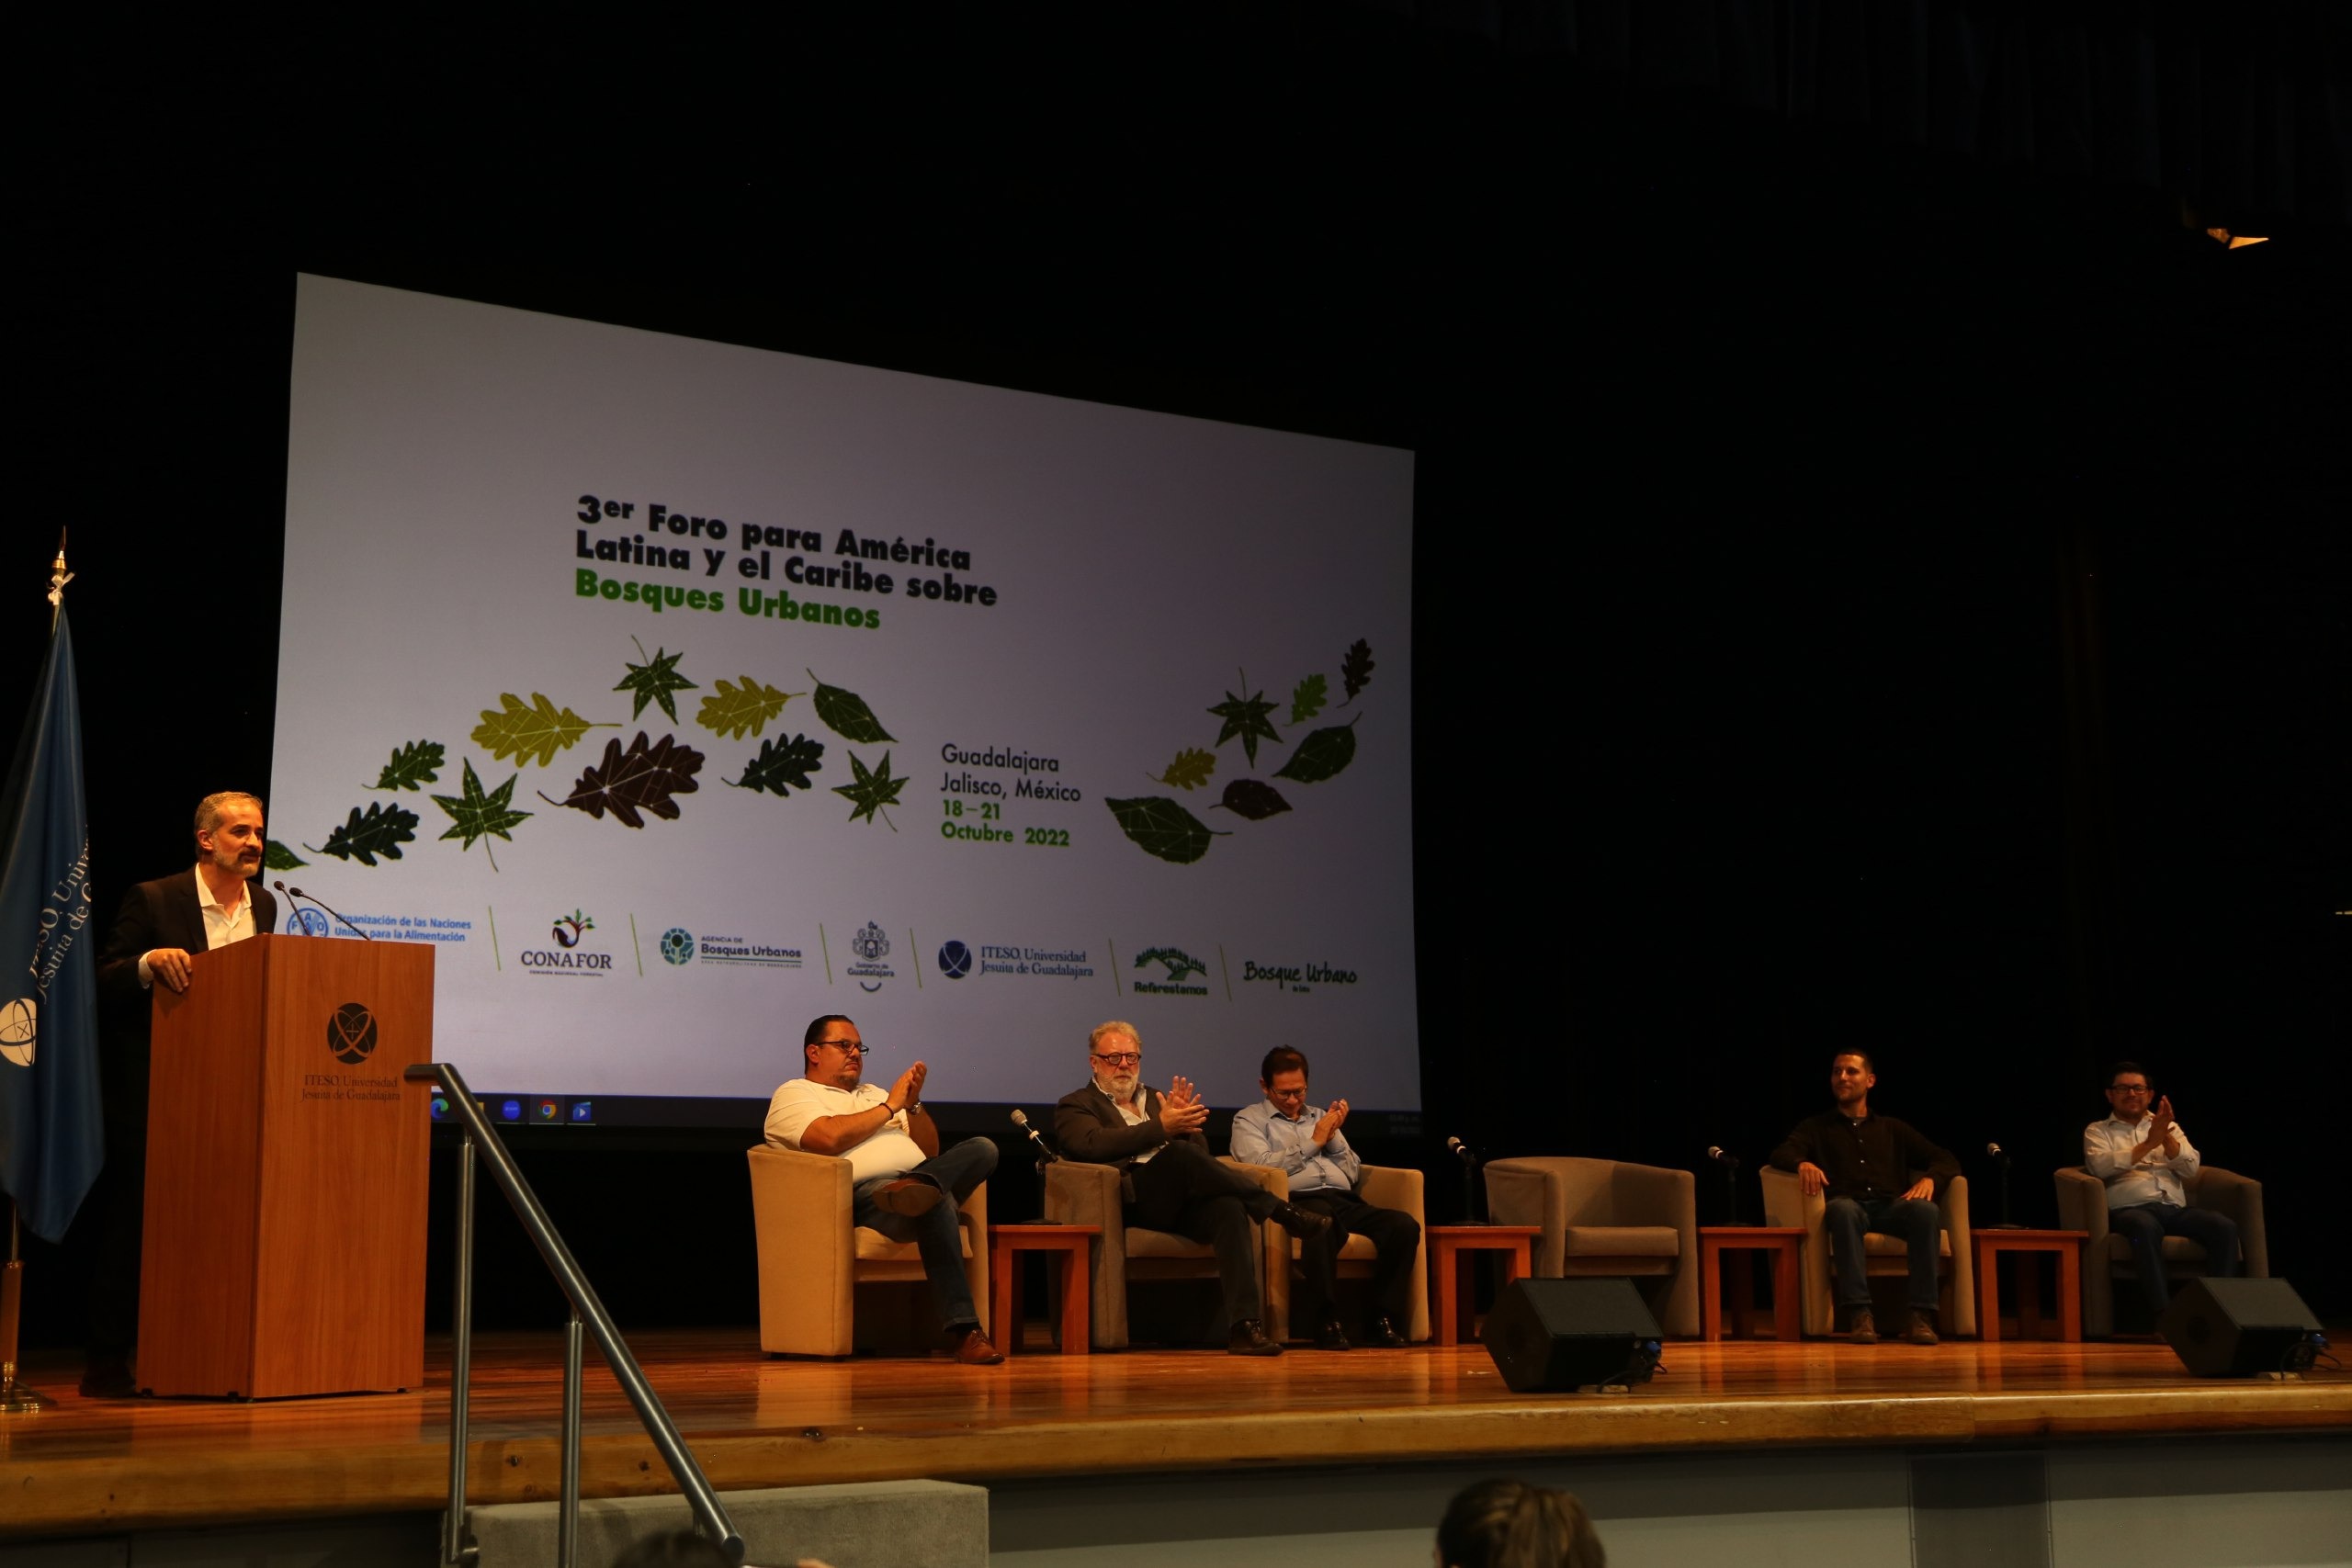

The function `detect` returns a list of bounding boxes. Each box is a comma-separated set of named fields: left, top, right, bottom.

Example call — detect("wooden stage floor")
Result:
left=7, top=1330, right=2350, bottom=1539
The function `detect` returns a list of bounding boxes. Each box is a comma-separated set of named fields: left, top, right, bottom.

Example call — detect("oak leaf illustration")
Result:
left=731, top=733, right=826, bottom=797
left=1289, top=674, right=1328, bottom=725
left=1339, top=639, right=1375, bottom=705
left=369, top=739, right=445, bottom=791
left=539, top=732, right=705, bottom=829
left=697, top=676, right=799, bottom=740
left=808, top=669, right=897, bottom=744
left=473, top=693, right=614, bottom=768
left=831, top=749, right=907, bottom=829
left=1150, top=747, right=1216, bottom=791
left=616, top=638, right=697, bottom=724
left=432, top=758, right=532, bottom=871
left=307, top=803, right=421, bottom=867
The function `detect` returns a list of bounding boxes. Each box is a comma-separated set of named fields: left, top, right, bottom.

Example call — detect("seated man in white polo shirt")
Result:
left=764, top=1013, right=1002, bottom=1364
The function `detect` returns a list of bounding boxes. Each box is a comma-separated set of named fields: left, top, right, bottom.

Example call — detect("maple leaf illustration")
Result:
left=831, top=749, right=907, bottom=830
left=730, top=733, right=826, bottom=797
left=697, top=675, right=800, bottom=740
left=1150, top=747, right=1216, bottom=791
left=616, top=637, right=698, bottom=724
left=1207, top=670, right=1282, bottom=767
left=538, top=732, right=705, bottom=829
left=431, top=757, right=532, bottom=871
left=369, top=739, right=446, bottom=791
left=473, top=693, right=615, bottom=768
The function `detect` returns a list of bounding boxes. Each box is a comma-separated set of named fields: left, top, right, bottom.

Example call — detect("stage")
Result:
left=6, top=1330, right=2350, bottom=1548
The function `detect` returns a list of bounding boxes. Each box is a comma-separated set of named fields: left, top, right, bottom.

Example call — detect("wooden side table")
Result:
left=988, top=1224, right=1098, bottom=1355
left=1973, top=1227, right=2086, bottom=1344
left=1427, top=1224, right=1539, bottom=1346
left=1698, top=1225, right=1804, bottom=1342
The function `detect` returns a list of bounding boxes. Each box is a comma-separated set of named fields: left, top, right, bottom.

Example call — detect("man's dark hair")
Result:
left=1437, top=1479, right=1605, bottom=1568
left=804, top=1014, right=855, bottom=1047
left=1831, top=1049, right=1876, bottom=1075
left=1261, top=1045, right=1309, bottom=1083
left=2106, top=1060, right=2149, bottom=1089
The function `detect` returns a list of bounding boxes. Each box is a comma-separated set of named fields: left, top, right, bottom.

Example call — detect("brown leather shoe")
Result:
left=1904, top=1310, right=1939, bottom=1347
left=1847, top=1308, right=1878, bottom=1345
left=1366, top=1315, right=1410, bottom=1348
left=1312, top=1318, right=1353, bottom=1351
left=871, top=1179, right=943, bottom=1218
left=1227, top=1319, right=1283, bottom=1356
left=947, top=1325, right=1005, bottom=1365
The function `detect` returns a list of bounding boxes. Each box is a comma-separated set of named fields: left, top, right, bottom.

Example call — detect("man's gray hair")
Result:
left=1089, top=1020, right=1141, bottom=1055
left=194, top=791, right=265, bottom=847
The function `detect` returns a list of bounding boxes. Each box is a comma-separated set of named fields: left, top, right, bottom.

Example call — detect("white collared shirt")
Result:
left=138, top=872, right=256, bottom=987
left=2085, top=1113, right=2201, bottom=1210
left=764, top=1077, right=925, bottom=1183
left=1101, top=1078, right=1164, bottom=1163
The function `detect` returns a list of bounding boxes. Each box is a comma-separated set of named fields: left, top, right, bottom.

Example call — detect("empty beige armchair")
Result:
left=746, top=1112, right=989, bottom=1358
left=1262, top=1166, right=1431, bottom=1344
left=2054, top=1165, right=2268, bottom=1337
left=1759, top=1168, right=1975, bottom=1337
left=1484, top=1157, right=1700, bottom=1337
left=1044, top=1156, right=1285, bottom=1348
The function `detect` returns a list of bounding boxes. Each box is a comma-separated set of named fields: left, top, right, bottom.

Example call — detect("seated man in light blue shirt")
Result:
left=1229, top=1046, right=1419, bottom=1349
left=2085, top=1060, right=2239, bottom=1323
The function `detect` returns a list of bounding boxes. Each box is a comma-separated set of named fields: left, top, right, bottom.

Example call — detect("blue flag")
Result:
left=0, top=605, right=102, bottom=1242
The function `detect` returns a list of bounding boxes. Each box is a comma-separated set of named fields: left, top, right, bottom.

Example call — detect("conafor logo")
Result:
left=327, top=1002, right=379, bottom=1065
left=521, top=908, right=616, bottom=976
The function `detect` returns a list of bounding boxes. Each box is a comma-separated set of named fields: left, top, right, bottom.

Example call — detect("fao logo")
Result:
left=327, top=1002, right=379, bottom=1065
left=937, top=941, right=972, bottom=980
left=661, top=928, right=695, bottom=965
left=851, top=922, right=890, bottom=962
left=285, top=908, right=332, bottom=937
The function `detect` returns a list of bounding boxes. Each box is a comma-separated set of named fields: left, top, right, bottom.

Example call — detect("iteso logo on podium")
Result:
left=328, top=1002, right=379, bottom=1065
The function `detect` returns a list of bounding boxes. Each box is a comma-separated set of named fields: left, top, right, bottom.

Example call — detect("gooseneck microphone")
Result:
left=1446, top=1136, right=1477, bottom=1165
left=1010, top=1109, right=1058, bottom=1166
left=288, top=885, right=372, bottom=941
left=1985, top=1142, right=2021, bottom=1228
left=1985, top=1142, right=2011, bottom=1163
left=272, top=880, right=310, bottom=931
left=1706, top=1145, right=1742, bottom=1168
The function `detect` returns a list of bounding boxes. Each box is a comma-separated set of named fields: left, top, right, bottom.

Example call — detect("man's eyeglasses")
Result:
left=816, top=1038, right=870, bottom=1055
left=2108, top=1083, right=2152, bottom=1094
left=1091, top=1051, right=1141, bottom=1067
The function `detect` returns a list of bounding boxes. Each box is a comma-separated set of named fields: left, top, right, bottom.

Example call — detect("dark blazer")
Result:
left=95, top=868, right=277, bottom=1128
left=1054, top=1082, right=1207, bottom=1202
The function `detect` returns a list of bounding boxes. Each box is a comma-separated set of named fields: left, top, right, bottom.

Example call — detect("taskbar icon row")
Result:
left=430, top=1091, right=595, bottom=1126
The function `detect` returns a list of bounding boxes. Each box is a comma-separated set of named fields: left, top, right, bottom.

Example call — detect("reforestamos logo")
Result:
left=1240, top=958, right=1360, bottom=995
left=978, top=942, right=1095, bottom=981
left=661, top=928, right=696, bottom=964
left=1133, top=945, right=1210, bottom=997
left=521, top=908, right=616, bottom=976
left=846, top=920, right=896, bottom=992
left=937, top=940, right=973, bottom=979
left=327, top=1002, right=379, bottom=1064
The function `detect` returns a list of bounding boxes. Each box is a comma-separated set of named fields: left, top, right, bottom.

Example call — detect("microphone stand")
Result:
left=1988, top=1145, right=2023, bottom=1229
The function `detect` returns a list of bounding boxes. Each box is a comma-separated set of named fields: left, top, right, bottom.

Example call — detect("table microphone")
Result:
left=1706, top=1145, right=1742, bottom=1168
left=1010, top=1109, right=1058, bottom=1165
left=1445, top=1136, right=1477, bottom=1165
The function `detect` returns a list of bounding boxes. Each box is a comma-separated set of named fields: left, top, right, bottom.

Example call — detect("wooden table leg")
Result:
left=1977, top=1244, right=2003, bottom=1344
left=1057, top=1243, right=1089, bottom=1353
left=1728, top=1250, right=1757, bottom=1338
left=1770, top=1241, right=1801, bottom=1342
left=2018, top=1249, right=2045, bottom=1341
left=2056, top=1243, right=2081, bottom=1344
left=1701, top=1240, right=1724, bottom=1342
left=990, top=1243, right=1018, bottom=1355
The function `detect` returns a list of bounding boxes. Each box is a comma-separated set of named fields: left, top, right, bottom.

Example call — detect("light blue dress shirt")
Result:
left=1230, top=1100, right=1361, bottom=1195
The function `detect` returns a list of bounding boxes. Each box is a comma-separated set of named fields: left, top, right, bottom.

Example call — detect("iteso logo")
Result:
left=327, top=1002, right=379, bottom=1065
left=1, top=997, right=37, bottom=1068
left=937, top=940, right=972, bottom=979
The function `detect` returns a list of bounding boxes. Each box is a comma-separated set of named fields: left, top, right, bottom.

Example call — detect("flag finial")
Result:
left=47, top=529, right=73, bottom=611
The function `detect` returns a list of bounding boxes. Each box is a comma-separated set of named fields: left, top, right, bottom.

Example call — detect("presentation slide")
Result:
left=270, top=276, right=1418, bottom=1120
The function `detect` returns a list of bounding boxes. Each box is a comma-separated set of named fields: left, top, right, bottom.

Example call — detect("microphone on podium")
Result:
left=288, top=885, right=372, bottom=941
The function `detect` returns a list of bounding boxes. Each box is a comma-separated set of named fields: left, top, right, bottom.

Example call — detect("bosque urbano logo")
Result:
left=328, top=1002, right=379, bottom=1065
left=661, top=928, right=696, bottom=965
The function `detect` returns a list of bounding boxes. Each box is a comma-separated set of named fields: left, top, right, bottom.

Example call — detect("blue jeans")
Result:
left=1824, top=1195, right=1942, bottom=1314
left=851, top=1136, right=997, bottom=1333
left=2110, top=1201, right=2239, bottom=1315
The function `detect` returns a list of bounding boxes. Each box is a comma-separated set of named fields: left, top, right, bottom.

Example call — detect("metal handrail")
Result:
left=408, top=1063, right=741, bottom=1567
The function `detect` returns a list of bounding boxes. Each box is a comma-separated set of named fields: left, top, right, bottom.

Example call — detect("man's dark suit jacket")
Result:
left=95, top=868, right=277, bottom=1131
left=1054, top=1082, right=1207, bottom=1203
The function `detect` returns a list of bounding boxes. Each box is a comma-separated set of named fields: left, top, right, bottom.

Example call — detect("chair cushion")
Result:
left=1127, top=1226, right=1215, bottom=1258
left=1860, top=1231, right=1952, bottom=1258
left=1287, top=1235, right=1382, bottom=1260
left=1562, top=1225, right=1679, bottom=1258
left=2099, top=1235, right=2212, bottom=1267
left=854, top=1227, right=973, bottom=1260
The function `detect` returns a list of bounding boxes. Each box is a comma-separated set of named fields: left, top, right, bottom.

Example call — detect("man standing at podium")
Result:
left=81, top=791, right=276, bottom=1397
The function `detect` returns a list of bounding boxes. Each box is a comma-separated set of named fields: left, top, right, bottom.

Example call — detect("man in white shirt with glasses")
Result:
left=2085, top=1060, right=2240, bottom=1324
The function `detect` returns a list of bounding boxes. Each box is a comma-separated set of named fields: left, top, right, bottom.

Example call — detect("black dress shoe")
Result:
left=1313, top=1319, right=1353, bottom=1351
left=79, top=1358, right=139, bottom=1399
left=1227, top=1319, right=1284, bottom=1356
left=1268, top=1203, right=1332, bottom=1240
left=1365, top=1315, right=1409, bottom=1348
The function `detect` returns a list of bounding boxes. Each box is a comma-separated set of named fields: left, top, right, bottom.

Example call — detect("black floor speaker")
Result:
left=1480, top=1278, right=1662, bottom=1393
left=2158, top=1277, right=2321, bottom=1377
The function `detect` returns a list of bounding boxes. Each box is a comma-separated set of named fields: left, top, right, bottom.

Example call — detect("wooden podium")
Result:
left=139, top=935, right=435, bottom=1398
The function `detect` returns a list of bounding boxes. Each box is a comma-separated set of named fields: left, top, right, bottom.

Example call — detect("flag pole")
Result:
left=1, top=1197, right=51, bottom=1411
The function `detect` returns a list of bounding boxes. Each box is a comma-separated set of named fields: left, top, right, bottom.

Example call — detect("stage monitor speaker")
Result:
left=2158, top=1277, right=2321, bottom=1377
left=1481, top=1278, right=1661, bottom=1393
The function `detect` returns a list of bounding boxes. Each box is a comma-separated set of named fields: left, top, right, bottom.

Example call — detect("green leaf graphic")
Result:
left=697, top=675, right=799, bottom=740
left=616, top=638, right=698, bottom=724
left=307, top=803, right=421, bottom=867
left=1105, top=795, right=1226, bottom=864
left=1216, top=778, right=1292, bottom=820
left=1207, top=670, right=1282, bottom=767
left=808, top=669, right=897, bottom=744
left=432, top=758, right=532, bottom=871
left=831, top=749, right=907, bottom=829
left=731, top=733, right=826, bottom=797
left=263, top=840, right=307, bottom=871
left=1339, top=638, right=1375, bottom=705
left=1150, top=747, right=1217, bottom=791
left=1289, top=674, right=1328, bottom=726
left=369, top=739, right=446, bottom=791
left=473, top=693, right=612, bottom=768
left=1272, top=716, right=1360, bottom=784
left=540, top=732, right=705, bottom=829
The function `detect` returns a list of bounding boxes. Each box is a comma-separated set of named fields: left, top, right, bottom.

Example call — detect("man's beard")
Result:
left=1102, top=1070, right=1138, bottom=1100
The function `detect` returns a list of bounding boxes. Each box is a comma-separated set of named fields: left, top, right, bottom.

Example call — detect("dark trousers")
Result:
left=2110, top=1201, right=2240, bottom=1316
left=1124, top=1141, right=1278, bottom=1328
left=1289, top=1190, right=1420, bottom=1328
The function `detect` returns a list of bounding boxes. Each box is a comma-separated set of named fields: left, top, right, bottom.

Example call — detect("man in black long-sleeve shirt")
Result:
left=1770, top=1051, right=1959, bottom=1345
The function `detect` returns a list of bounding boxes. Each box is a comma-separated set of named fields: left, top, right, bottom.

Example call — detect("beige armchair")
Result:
left=1485, top=1157, right=1700, bottom=1337
left=2053, top=1165, right=2268, bottom=1337
left=1043, top=1156, right=1284, bottom=1348
left=1759, top=1168, right=1975, bottom=1337
left=746, top=1113, right=989, bottom=1358
left=1262, top=1166, right=1431, bottom=1344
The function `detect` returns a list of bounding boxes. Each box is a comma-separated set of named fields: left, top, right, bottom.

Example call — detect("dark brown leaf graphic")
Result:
left=539, top=731, right=705, bottom=829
